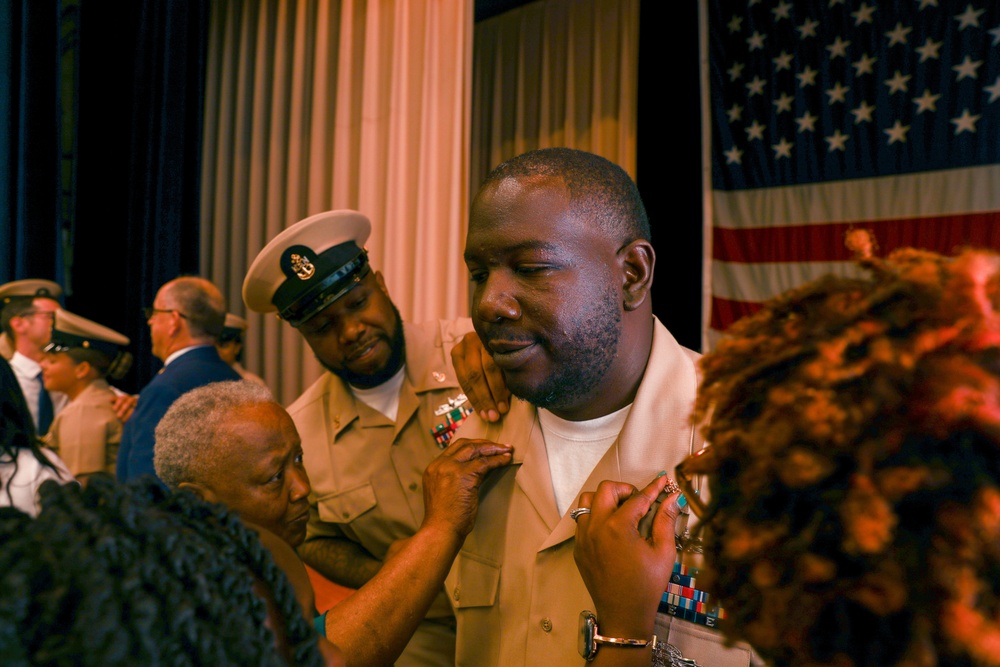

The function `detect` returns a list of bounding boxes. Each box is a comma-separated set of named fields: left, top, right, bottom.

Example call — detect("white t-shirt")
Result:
left=0, top=447, right=75, bottom=517
left=539, top=403, right=633, bottom=516
left=351, top=366, right=406, bottom=421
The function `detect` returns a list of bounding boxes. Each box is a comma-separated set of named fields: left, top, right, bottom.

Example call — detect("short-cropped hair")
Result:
left=479, top=147, right=650, bottom=243
left=165, top=277, right=227, bottom=340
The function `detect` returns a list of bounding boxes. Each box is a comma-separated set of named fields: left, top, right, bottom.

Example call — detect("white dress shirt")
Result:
left=9, top=351, right=69, bottom=432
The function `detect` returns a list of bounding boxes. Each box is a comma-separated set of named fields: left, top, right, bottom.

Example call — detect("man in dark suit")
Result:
left=117, top=276, right=241, bottom=482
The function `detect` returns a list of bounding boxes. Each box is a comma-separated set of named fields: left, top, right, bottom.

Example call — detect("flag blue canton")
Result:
left=710, top=0, right=1000, bottom=191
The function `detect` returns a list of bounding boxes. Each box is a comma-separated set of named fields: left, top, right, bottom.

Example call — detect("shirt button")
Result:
left=540, top=618, right=552, bottom=632
left=342, top=512, right=350, bottom=519
left=453, top=586, right=460, bottom=601
left=409, top=482, right=419, bottom=491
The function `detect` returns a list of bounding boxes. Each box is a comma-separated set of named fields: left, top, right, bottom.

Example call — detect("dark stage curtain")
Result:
left=0, top=1, right=65, bottom=287
left=70, top=0, right=210, bottom=393
left=1, top=1, right=210, bottom=393
left=636, top=0, right=703, bottom=352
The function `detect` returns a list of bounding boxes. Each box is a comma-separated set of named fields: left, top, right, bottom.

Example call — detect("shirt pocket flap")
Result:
left=452, top=551, right=500, bottom=609
left=317, top=482, right=377, bottom=523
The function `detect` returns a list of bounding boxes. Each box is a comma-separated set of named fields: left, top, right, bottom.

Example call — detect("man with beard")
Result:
left=446, top=148, right=751, bottom=667
left=243, top=210, right=476, bottom=667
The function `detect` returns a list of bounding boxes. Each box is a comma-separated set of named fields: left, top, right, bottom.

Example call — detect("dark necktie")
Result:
left=37, top=371, right=53, bottom=435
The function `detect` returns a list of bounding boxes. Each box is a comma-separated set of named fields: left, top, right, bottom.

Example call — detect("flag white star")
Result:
left=826, top=82, right=850, bottom=104
left=773, top=51, right=794, bottom=71
left=989, top=25, right=1000, bottom=46
left=727, top=15, right=743, bottom=33
left=747, top=31, right=767, bottom=51
left=955, top=4, right=984, bottom=30
left=951, top=108, right=981, bottom=134
left=727, top=103, right=744, bottom=123
left=915, top=38, right=943, bottom=62
left=852, top=53, right=877, bottom=76
left=795, top=111, right=818, bottom=132
left=773, top=93, right=795, bottom=113
left=797, top=66, right=819, bottom=87
left=772, top=1, right=793, bottom=20
left=829, top=0, right=845, bottom=6
left=985, top=76, right=1000, bottom=103
left=728, top=62, right=745, bottom=82
left=797, top=18, right=820, bottom=38
left=884, top=70, right=912, bottom=94
left=851, top=3, right=876, bottom=25
left=918, top=0, right=938, bottom=8
left=827, top=36, right=852, bottom=59
left=913, top=89, right=941, bottom=113
left=746, top=120, right=766, bottom=141
left=952, top=108, right=982, bottom=132
left=885, top=22, right=911, bottom=46
left=850, top=100, right=875, bottom=123
left=884, top=120, right=910, bottom=145
left=825, top=129, right=850, bottom=151
left=746, top=76, right=767, bottom=96
left=952, top=55, right=983, bottom=81
left=724, top=146, right=744, bottom=165
left=772, top=137, right=794, bottom=158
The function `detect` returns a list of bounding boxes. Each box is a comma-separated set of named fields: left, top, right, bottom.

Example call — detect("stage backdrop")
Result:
left=702, top=0, right=1000, bottom=348
left=200, top=0, right=473, bottom=405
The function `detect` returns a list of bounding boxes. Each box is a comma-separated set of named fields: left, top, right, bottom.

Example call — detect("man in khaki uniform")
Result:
left=243, top=210, right=474, bottom=666
left=41, top=309, right=132, bottom=481
left=447, top=149, right=753, bottom=667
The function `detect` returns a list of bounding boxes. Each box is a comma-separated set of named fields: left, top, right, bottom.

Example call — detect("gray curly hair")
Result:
left=154, top=380, right=275, bottom=489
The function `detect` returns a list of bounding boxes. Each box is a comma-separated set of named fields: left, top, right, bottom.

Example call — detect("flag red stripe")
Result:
left=710, top=296, right=763, bottom=332
left=713, top=213, right=1000, bottom=263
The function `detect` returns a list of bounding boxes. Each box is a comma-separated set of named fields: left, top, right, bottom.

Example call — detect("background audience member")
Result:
left=218, top=312, right=267, bottom=386
left=41, top=309, right=132, bottom=483
left=117, top=276, right=240, bottom=482
left=577, top=242, right=1000, bottom=667
left=0, top=356, right=73, bottom=516
left=0, top=280, right=65, bottom=432
left=0, top=475, right=335, bottom=666
left=153, top=379, right=513, bottom=667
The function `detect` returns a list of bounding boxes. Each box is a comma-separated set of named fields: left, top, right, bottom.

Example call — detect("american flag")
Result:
left=704, top=0, right=1000, bottom=344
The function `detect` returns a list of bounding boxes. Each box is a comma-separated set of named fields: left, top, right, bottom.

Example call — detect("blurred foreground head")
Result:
left=0, top=476, right=323, bottom=666
left=690, top=245, right=1000, bottom=667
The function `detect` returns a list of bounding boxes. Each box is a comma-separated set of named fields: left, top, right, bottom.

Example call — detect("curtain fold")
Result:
left=471, top=0, right=640, bottom=190
left=201, top=0, right=473, bottom=405
left=0, top=1, right=64, bottom=286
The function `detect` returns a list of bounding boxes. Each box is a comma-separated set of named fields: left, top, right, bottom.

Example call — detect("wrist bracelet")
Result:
left=578, top=611, right=655, bottom=661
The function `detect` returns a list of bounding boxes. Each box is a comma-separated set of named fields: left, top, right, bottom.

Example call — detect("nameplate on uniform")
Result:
left=429, top=403, right=473, bottom=448
left=659, top=561, right=727, bottom=629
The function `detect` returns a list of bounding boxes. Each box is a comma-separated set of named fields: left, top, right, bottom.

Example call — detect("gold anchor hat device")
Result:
left=242, top=210, right=372, bottom=328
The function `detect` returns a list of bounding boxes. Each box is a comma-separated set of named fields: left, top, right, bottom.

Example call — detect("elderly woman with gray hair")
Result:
left=154, top=379, right=513, bottom=667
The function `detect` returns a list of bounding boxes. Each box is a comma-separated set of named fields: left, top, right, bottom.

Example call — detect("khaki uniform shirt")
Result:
left=446, top=318, right=754, bottom=667
left=289, top=319, right=474, bottom=667
left=45, top=379, right=122, bottom=478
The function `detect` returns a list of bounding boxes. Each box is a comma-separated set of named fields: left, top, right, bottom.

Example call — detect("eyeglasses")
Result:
left=18, top=310, right=56, bottom=322
left=143, top=307, right=189, bottom=320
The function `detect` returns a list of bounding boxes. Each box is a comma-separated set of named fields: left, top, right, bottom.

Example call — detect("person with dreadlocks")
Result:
left=0, top=355, right=73, bottom=516
left=0, top=475, right=341, bottom=666
left=574, top=239, right=1000, bottom=667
